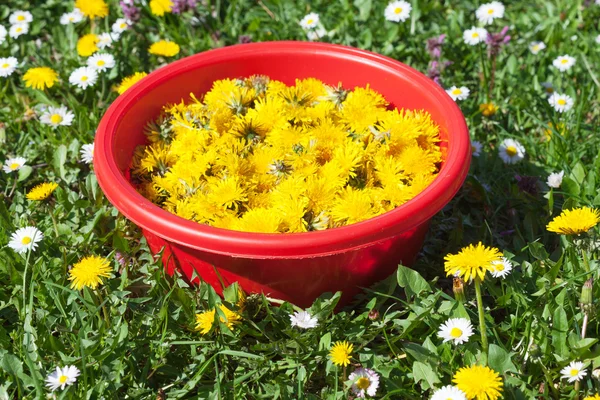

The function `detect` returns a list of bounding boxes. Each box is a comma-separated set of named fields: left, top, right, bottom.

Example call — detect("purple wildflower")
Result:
left=171, top=0, right=198, bottom=14
left=486, top=26, right=511, bottom=57
left=238, top=35, right=252, bottom=44
left=120, top=1, right=141, bottom=22
left=426, top=34, right=446, bottom=59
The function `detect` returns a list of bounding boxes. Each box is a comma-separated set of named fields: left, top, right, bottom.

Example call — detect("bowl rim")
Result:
left=94, top=41, right=470, bottom=258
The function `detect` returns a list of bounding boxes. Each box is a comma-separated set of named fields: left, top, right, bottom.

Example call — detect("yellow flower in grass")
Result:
left=584, top=395, right=600, bottom=400
left=149, top=0, right=173, bottom=16
left=453, top=365, right=503, bottom=400
left=547, top=207, right=600, bottom=235
left=444, top=242, right=502, bottom=282
left=195, top=304, right=242, bottom=334
left=117, top=72, right=147, bottom=95
left=68, top=255, right=112, bottom=290
left=148, top=40, right=180, bottom=57
left=26, top=182, right=58, bottom=201
left=329, top=341, right=353, bottom=367
left=75, top=0, right=109, bottom=18
left=77, top=34, right=100, bottom=57
left=479, top=103, right=499, bottom=117
left=23, top=67, right=59, bottom=90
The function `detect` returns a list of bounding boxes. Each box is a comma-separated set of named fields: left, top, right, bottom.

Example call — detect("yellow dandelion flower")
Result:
left=453, top=365, right=503, bottom=400
left=329, top=341, right=353, bottom=367
left=148, top=40, right=180, bottom=57
left=584, top=395, right=600, bottom=400
left=149, top=0, right=173, bottom=16
left=444, top=242, right=503, bottom=282
left=547, top=207, right=600, bottom=235
left=330, top=187, right=377, bottom=226
left=26, top=182, right=58, bottom=201
left=23, top=67, right=59, bottom=90
left=77, top=34, right=100, bottom=57
left=479, top=103, right=499, bottom=117
left=75, top=0, right=109, bottom=18
left=68, top=255, right=112, bottom=290
left=195, top=304, right=242, bottom=334
left=117, top=72, right=147, bottom=95
left=543, top=122, right=566, bottom=141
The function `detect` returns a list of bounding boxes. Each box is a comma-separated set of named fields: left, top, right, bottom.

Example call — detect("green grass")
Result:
left=1, top=0, right=600, bottom=398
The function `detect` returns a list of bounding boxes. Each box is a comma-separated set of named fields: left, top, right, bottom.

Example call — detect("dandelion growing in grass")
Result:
left=529, top=41, right=546, bottom=54
left=26, top=182, right=58, bottom=201
left=40, top=106, right=74, bottom=128
left=0, top=57, right=18, bottom=77
left=453, top=365, right=503, bottom=400
left=68, top=255, right=112, bottom=290
left=117, top=72, right=147, bottom=94
left=438, top=318, right=474, bottom=345
left=195, top=304, right=242, bottom=334
left=479, top=103, right=498, bottom=117
left=476, top=2, right=505, bottom=25
left=463, top=27, right=488, bottom=45
left=329, top=341, right=353, bottom=367
left=10, top=11, right=33, bottom=24
left=69, top=67, right=98, bottom=89
left=9, top=23, right=29, bottom=39
left=150, top=0, right=174, bottom=16
left=148, top=40, right=180, bottom=57
left=349, top=368, right=379, bottom=398
left=384, top=1, right=412, bottom=22
left=45, top=365, right=80, bottom=392
left=23, top=67, right=59, bottom=90
left=80, top=143, right=94, bottom=164
left=299, top=13, right=319, bottom=29
left=547, top=207, right=600, bottom=235
left=546, top=171, right=564, bottom=188
left=75, top=0, right=109, bottom=19
left=431, top=386, right=467, bottom=400
left=548, top=93, right=574, bottom=113
left=77, top=34, right=100, bottom=57
left=290, top=310, right=318, bottom=329
left=444, top=242, right=502, bottom=282
left=490, top=257, right=513, bottom=278
left=498, top=138, right=525, bottom=164
left=8, top=227, right=43, bottom=254
left=3, top=156, right=26, bottom=173
left=87, top=53, right=115, bottom=72
left=446, top=86, right=470, bottom=101
left=584, top=395, right=600, bottom=400
left=560, top=361, right=587, bottom=383
left=553, top=55, right=576, bottom=72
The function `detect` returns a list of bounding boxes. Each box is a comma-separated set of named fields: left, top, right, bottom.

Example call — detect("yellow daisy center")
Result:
left=394, top=7, right=403, bottom=14
left=16, top=27, right=23, bottom=33
left=306, top=19, right=314, bottom=25
left=495, top=264, right=505, bottom=271
left=69, top=16, right=75, bottom=21
left=97, top=60, right=105, bottom=66
left=570, top=369, right=579, bottom=376
left=120, top=23, right=127, bottom=29
left=487, top=8, right=494, bottom=14
left=2, top=63, right=9, bottom=68
left=472, top=32, right=479, bottom=38
left=561, top=59, right=568, bottom=64
left=17, top=15, right=25, bottom=21
left=356, top=377, right=371, bottom=390
left=59, top=375, right=68, bottom=384
left=505, top=146, right=517, bottom=157
left=21, top=236, right=32, bottom=245
left=532, top=45, right=539, bottom=51
left=452, top=88, right=462, bottom=95
left=557, top=99, right=566, bottom=106
left=81, top=76, right=88, bottom=82
left=450, top=327, right=463, bottom=338
left=50, top=114, right=63, bottom=124
left=10, top=163, right=20, bottom=170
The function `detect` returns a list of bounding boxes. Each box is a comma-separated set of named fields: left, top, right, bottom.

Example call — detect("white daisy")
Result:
left=2, top=156, right=27, bottom=173
left=471, top=140, right=482, bottom=157
left=9, top=11, right=33, bottom=24
left=45, top=365, right=80, bottom=392
left=529, top=41, right=546, bottom=54
left=307, top=26, right=328, bottom=41
left=431, top=385, right=468, bottom=400
left=69, top=67, right=98, bottom=89
left=87, top=53, right=115, bottom=72
left=0, top=25, right=6, bottom=45
left=60, top=9, right=84, bottom=25
left=560, top=361, right=587, bottom=383
left=112, top=18, right=130, bottom=33
left=548, top=93, right=574, bottom=113
left=384, top=1, right=412, bottom=23
left=463, top=27, right=488, bottom=45
left=0, top=57, right=18, bottom=77
left=97, top=32, right=114, bottom=49
left=476, top=1, right=505, bottom=25
left=290, top=310, right=318, bottom=329
left=498, top=138, right=525, bottom=164
left=9, top=23, right=29, bottom=39
left=546, top=170, right=564, bottom=189
left=491, top=257, right=513, bottom=278
left=446, top=86, right=470, bottom=101
left=437, top=318, right=474, bottom=345
left=299, top=13, right=319, bottom=30
left=552, top=55, right=576, bottom=72
left=80, top=143, right=94, bottom=164
left=8, top=226, right=43, bottom=254
left=541, top=81, right=555, bottom=96
left=349, top=368, right=380, bottom=398
left=40, top=106, right=75, bottom=128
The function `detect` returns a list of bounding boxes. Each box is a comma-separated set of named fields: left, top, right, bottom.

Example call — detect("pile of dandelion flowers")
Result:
left=444, top=242, right=502, bottom=282
left=68, top=255, right=112, bottom=290
left=547, top=207, right=600, bottom=235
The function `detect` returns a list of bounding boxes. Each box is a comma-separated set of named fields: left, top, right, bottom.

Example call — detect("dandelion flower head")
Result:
left=329, top=341, right=353, bottom=366
left=453, top=365, right=503, bottom=400
left=26, top=182, right=58, bottom=201
left=444, top=242, right=503, bottom=282
left=23, top=67, right=59, bottom=90
left=547, top=207, right=600, bottom=235
left=68, top=255, right=112, bottom=290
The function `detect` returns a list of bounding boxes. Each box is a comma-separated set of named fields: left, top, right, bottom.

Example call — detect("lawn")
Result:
left=1, top=0, right=600, bottom=399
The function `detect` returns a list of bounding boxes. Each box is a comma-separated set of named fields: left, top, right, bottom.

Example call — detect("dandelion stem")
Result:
left=474, top=278, right=489, bottom=362
left=334, top=366, right=338, bottom=397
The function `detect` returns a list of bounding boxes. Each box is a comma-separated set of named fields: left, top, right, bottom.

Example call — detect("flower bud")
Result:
left=368, top=309, right=379, bottom=320
left=453, top=277, right=466, bottom=303
left=580, top=277, right=593, bottom=314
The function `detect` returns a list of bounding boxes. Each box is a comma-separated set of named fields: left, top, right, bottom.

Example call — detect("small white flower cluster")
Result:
left=6, top=10, right=33, bottom=40
left=60, top=8, right=84, bottom=25
left=460, top=2, right=504, bottom=46
left=0, top=56, right=18, bottom=78
left=298, top=13, right=332, bottom=42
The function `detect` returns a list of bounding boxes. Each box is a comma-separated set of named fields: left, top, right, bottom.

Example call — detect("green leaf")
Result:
left=397, top=265, right=430, bottom=298
left=551, top=306, right=568, bottom=358
left=571, top=162, right=586, bottom=184
left=0, top=353, right=23, bottom=376
left=353, top=0, right=372, bottom=21
left=488, top=344, right=518, bottom=373
left=52, top=144, right=68, bottom=181
left=412, top=361, right=441, bottom=390
left=17, top=166, right=33, bottom=182
left=561, top=176, right=580, bottom=197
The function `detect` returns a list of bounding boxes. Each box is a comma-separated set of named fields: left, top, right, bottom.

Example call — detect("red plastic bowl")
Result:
left=94, top=41, right=470, bottom=307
